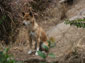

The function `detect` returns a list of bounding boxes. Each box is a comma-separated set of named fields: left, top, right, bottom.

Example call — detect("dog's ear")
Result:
left=22, top=12, right=25, bottom=16
left=29, top=12, right=33, bottom=17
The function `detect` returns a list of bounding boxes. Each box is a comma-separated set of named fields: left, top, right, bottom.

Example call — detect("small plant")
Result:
left=0, top=48, right=16, bottom=63
left=37, top=38, right=56, bottom=61
left=65, top=18, right=85, bottom=28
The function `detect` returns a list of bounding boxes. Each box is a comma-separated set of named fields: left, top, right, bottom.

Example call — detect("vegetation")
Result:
left=65, top=18, right=85, bottom=28
left=0, top=48, right=16, bottom=63
left=29, top=0, right=51, bottom=12
left=0, top=0, right=18, bottom=44
left=37, top=39, right=56, bottom=62
left=0, top=16, right=6, bottom=24
left=0, top=0, right=85, bottom=63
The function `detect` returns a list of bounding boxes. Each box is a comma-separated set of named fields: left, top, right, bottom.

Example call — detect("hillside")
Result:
left=0, top=0, right=85, bottom=63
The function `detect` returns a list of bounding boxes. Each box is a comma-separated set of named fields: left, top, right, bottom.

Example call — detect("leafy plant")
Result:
left=37, top=39, right=56, bottom=60
left=0, top=48, right=16, bottom=63
left=37, top=51, right=47, bottom=59
left=65, top=18, right=85, bottom=28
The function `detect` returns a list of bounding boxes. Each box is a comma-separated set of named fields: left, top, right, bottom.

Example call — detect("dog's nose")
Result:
left=23, top=23, right=25, bottom=26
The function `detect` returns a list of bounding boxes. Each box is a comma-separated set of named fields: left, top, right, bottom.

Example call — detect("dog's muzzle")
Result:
left=23, top=20, right=30, bottom=26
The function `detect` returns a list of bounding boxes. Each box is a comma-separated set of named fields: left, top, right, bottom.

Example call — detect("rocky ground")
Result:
left=0, top=0, right=85, bottom=63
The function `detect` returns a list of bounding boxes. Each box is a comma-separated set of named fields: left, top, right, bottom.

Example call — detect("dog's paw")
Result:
left=28, top=50, right=32, bottom=54
left=35, top=52, right=38, bottom=55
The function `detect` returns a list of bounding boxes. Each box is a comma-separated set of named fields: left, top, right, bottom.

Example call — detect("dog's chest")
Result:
left=29, top=31, right=37, bottom=38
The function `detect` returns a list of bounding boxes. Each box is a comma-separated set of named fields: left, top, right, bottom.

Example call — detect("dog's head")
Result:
left=22, top=12, right=34, bottom=26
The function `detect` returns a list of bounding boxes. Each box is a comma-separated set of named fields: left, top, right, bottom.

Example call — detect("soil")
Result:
left=9, top=16, right=60, bottom=63
left=1, top=0, right=85, bottom=63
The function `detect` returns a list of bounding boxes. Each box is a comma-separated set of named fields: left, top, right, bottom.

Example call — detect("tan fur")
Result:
left=22, top=12, right=48, bottom=55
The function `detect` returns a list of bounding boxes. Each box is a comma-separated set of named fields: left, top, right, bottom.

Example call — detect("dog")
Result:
left=22, top=11, right=49, bottom=55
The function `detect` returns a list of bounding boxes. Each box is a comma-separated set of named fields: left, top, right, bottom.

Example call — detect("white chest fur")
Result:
left=29, top=31, right=37, bottom=40
left=30, top=31, right=37, bottom=38
left=30, top=31, right=35, bottom=36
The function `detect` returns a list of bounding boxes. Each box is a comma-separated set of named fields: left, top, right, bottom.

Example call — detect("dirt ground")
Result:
left=9, top=16, right=60, bottom=63
left=8, top=7, right=62, bottom=63
left=0, top=0, right=85, bottom=63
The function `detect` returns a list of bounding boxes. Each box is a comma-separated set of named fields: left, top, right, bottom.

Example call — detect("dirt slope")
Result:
left=2, top=0, right=85, bottom=63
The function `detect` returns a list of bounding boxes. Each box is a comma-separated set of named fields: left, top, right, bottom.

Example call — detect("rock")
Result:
left=47, top=21, right=85, bottom=61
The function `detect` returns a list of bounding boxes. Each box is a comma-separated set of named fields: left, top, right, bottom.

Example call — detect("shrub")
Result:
left=29, top=0, right=51, bottom=12
left=37, top=39, right=56, bottom=61
left=0, top=48, right=16, bottom=63
left=65, top=18, right=85, bottom=28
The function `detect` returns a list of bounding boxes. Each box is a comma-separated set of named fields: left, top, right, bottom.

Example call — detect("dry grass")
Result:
left=0, top=0, right=85, bottom=63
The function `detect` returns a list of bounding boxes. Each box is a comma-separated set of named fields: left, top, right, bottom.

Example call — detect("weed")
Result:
left=65, top=18, right=85, bottom=28
left=0, top=48, right=16, bottom=63
left=37, top=39, right=56, bottom=62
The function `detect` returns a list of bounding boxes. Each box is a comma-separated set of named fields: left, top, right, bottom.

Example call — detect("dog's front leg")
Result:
left=28, top=36, right=33, bottom=54
left=35, top=38, right=40, bottom=55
